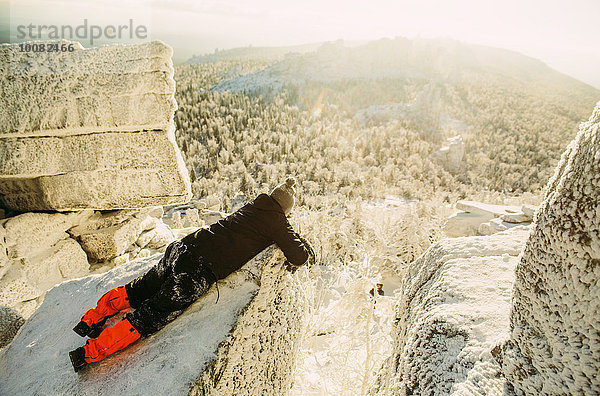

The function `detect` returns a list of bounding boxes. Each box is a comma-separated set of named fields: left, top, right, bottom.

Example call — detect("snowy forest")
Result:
left=175, top=39, right=597, bottom=206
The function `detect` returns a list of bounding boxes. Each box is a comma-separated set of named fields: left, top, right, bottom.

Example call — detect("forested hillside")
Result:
left=174, top=38, right=599, bottom=211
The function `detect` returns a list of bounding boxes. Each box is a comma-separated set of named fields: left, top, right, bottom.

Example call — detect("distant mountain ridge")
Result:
left=184, top=42, right=325, bottom=64
left=187, top=38, right=598, bottom=99
left=174, top=36, right=598, bottom=200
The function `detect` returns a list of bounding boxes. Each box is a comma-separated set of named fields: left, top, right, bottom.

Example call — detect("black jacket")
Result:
left=181, top=194, right=312, bottom=280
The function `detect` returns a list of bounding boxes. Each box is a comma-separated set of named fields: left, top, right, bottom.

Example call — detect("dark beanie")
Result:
left=270, top=177, right=296, bottom=215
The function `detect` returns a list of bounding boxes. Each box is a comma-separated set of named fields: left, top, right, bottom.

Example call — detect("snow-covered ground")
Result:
left=0, top=253, right=262, bottom=395
left=291, top=266, right=399, bottom=395
left=291, top=196, right=414, bottom=395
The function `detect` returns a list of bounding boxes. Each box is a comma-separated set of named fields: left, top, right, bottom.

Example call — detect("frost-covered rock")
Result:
left=520, top=204, right=537, bottom=219
left=499, top=103, right=600, bottom=395
left=1, top=41, right=175, bottom=132
left=23, top=238, right=89, bottom=290
left=500, top=211, right=531, bottom=223
left=72, top=216, right=144, bottom=262
left=140, top=215, right=160, bottom=232
left=0, top=237, right=89, bottom=318
left=146, top=223, right=175, bottom=250
left=0, top=211, right=92, bottom=317
left=444, top=201, right=530, bottom=237
left=0, top=306, right=24, bottom=349
left=111, top=253, right=131, bottom=267
left=147, top=206, right=165, bottom=219
left=369, top=227, right=530, bottom=395
left=68, top=209, right=162, bottom=262
left=0, top=248, right=307, bottom=395
left=135, top=229, right=157, bottom=249
left=0, top=278, right=40, bottom=318
left=0, top=207, right=173, bottom=318
left=478, top=217, right=527, bottom=236
left=2, top=210, right=92, bottom=259
left=172, top=211, right=183, bottom=229
left=433, top=135, right=465, bottom=173
left=184, top=208, right=201, bottom=228
left=190, top=252, right=308, bottom=395
left=456, top=200, right=520, bottom=217
left=478, top=217, right=508, bottom=235
left=135, top=248, right=153, bottom=259
left=0, top=40, right=191, bottom=211
left=0, top=223, right=9, bottom=279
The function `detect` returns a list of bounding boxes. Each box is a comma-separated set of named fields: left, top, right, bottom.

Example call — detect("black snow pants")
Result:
left=124, top=239, right=217, bottom=336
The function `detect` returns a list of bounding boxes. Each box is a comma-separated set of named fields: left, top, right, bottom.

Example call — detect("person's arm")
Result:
left=297, top=235, right=316, bottom=265
left=271, top=216, right=315, bottom=267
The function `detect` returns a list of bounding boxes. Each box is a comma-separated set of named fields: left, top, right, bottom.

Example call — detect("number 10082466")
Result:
left=19, top=43, right=76, bottom=53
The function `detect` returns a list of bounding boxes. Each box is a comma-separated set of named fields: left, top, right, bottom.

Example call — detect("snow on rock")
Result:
left=147, top=205, right=165, bottom=219
left=520, top=204, right=537, bottom=219
left=498, top=102, right=600, bottom=395
left=0, top=237, right=89, bottom=319
left=0, top=211, right=93, bottom=317
left=500, top=211, right=531, bottom=223
left=456, top=201, right=520, bottom=217
left=184, top=208, right=202, bottom=228
left=477, top=217, right=522, bottom=236
left=145, top=222, right=175, bottom=250
left=68, top=208, right=171, bottom=263
left=444, top=200, right=532, bottom=238
left=2, top=210, right=93, bottom=259
left=0, top=246, right=306, bottom=395
left=369, top=227, right=530, bottom=395
left=0, top=208, right=174, bottom=318
left=0, top=40, right=191, bottom=211
left=190, top=251, right=308, bottom=395
left=140, top=214, right=161, bottom=232
left=70, top=215, right=144, bottom=262
left=432, top=135, right=465, bottom=174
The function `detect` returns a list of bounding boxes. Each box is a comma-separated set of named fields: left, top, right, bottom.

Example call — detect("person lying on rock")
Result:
left=69, top=177, right=315, bottom=372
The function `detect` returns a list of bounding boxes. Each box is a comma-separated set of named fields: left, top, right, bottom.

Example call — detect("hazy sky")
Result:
left=2, top=0, right=600, bottom=88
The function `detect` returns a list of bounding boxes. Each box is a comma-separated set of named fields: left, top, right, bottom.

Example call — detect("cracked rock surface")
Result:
left=0, top=40, right=191, bottom=211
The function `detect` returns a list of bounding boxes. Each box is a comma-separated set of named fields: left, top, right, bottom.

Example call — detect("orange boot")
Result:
left=73, top=286, right=131, bottom=337
left=83, top=318, right=141, bottom=364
